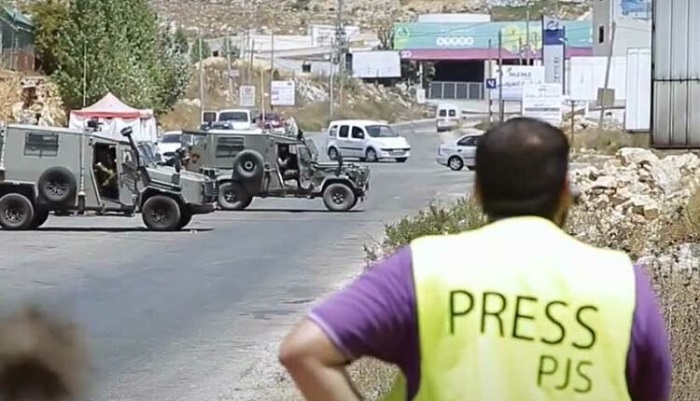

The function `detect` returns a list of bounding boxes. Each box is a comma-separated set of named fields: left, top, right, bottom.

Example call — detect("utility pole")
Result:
left=498, top=30, right=504, bottom=123
left=599, top=21, right=617, bottom=128
left=488, top=38, right=493, bottom=123
left=336, top=0, right=345, bottom=108
left=198, top=30, right=205, bottom=120
left=226, top=31, right=234, bottom=105
left=525, top=4, right=531, bottom=65
left=519, top=37, right=523, bottom=65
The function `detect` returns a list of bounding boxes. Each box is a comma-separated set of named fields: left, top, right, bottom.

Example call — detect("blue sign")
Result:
left=485, top=78, right=497, bottom=90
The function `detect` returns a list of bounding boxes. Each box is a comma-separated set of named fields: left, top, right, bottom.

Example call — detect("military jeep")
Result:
left=182, top=128, right=370, bottom=212
left=0, top=123, right=217, bottom=231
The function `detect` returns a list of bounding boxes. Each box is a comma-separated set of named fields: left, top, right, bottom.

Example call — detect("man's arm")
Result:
left=279, top=247, right=416, bottom=401
left=626, top=263, right=672, bottom=401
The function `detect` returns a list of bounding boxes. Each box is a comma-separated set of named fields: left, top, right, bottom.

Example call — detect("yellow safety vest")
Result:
left=382, top=216, right=636, bottom=401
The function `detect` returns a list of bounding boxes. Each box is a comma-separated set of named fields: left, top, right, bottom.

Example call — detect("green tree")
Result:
left=30, top=0, right=190, bottom=114
left=156, top=27, right=192, bottom=113
left=26, top=0, right=71, bottom=75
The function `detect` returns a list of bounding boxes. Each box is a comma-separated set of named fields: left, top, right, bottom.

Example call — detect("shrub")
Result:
left=360, top=196, right=700, bottom=401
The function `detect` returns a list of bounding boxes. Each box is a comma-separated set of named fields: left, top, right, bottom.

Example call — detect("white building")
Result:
left=592, top=0, right=652, bottom=57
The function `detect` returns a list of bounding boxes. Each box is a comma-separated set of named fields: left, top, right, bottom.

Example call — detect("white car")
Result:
left=156, top=131, right=186, bottom=159
left=436, top=102, right=460, bottom=132
left=325, top=120, right=411, bottom=163
left=436, top=133, right=480, bottom=171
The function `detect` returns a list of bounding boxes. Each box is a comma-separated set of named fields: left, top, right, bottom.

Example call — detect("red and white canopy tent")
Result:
left=68, top=92, right=158, bottom=143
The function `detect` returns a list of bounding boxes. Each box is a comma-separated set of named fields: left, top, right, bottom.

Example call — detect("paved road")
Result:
left=0, top=124, right=471, bottom=401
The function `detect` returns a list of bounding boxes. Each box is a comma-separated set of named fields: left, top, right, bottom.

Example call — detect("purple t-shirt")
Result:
left=309, top=245, right=672, bottom=401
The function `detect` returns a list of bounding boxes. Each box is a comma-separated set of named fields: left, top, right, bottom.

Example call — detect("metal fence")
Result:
left=428, top=81, right=485, bottom=100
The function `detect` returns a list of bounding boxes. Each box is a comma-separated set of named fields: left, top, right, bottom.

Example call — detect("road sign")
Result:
left=521, top=83, right=563, bottom=126
left=239, top=85, right=255, bottom=107
left=485, top=78, right=497, bottom=90
left=270, top=80, right=296, bottom=106
left=489, top=65, right=545, bottom=100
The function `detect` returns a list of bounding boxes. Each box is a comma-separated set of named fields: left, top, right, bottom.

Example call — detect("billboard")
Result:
left=616, top=0, right=652, bottom=21
left=392, top=21, right=592, bottom=51
left=651, top=0, right=700, bottom=148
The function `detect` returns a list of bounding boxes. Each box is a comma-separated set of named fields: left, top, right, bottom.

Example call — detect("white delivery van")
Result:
left=435, top=103, right=460, bottom=132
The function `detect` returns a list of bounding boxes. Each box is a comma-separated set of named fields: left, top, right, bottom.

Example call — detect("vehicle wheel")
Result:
left=448, top=156, right=464, bottom=171
left=0, top=193, right=35, bottom=230
left=328, top=147, right=339, bottom=161
left=322, top=183, right=356, bottom=212
left=141, top=195, right=182, bottom=231
left=38, top=167, right=77, bottom=206
left=365, top=148, right=378, bottom=162
left=217, top=181, right=253, bottom=210
left=396, top=157, right=408, bottom=163
left=178, top=209, right=193, bottom=229
left=29, top=209, right=50, bottom=229
left=232, top=150, right=264, bottom=181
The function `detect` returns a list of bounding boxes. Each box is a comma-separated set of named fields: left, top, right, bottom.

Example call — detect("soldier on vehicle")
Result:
left=278, top=117, right=672, bottom=401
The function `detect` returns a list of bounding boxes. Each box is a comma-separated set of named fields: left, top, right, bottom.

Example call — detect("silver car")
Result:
left=436, top=133, right=480, bottom=171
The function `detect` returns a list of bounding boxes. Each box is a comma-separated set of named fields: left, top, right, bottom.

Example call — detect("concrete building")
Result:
left=592, top=0, right=652, bottom=57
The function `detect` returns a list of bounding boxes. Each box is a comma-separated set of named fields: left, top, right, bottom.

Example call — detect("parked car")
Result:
left=254, top=112, right=286, bottom=133
left=436, top=133, right=480, bottom=171
left=156, top=131, right=194, bottom=159
left=200, top=108, right=257, bottom=130
left=325, top=119, right=411, bottom=163
left=436, top=103, right=460, bottom=132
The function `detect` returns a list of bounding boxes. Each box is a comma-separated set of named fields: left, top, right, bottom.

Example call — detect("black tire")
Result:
left=365, top=148, right=378, bottom=163
left=217, top=181, right=253, bottom=210
left=37, top=167, right=77, bottom=206
left=328, top=147, right=339, bottom=161
left=141, top=195, right=182, bottom=231
left=448, top=156, right=464, bottom=171
left=30, top=209, right=50, bottom=229
left=322, top=183, right=356, bottom=212
left=232, top=150, right=264, bottom=181
left=178, top=209, right=193, bottom=229
left=396, top=157, right=408, bottom=163
left=0, top=193, right=35, bottom=230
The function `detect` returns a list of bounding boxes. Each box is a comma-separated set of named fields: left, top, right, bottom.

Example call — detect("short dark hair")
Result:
left=475, top=117, right=570, bottom=219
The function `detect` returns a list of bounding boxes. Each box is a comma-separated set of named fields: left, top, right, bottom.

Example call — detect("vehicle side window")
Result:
left=448, top=109, right=457, bottom=117
left=338, top=125, right=349, bottom=138
left=351, top=126, right=364, bottom=139
left=457, top=136, right=476, bottom=146
left=438, top=109, right=447, bottom=117
left=329, top=126, right=338, bottom=137
left=215, top=136, right=245, bottom=157
left=24, top=132, right=58, bottom=157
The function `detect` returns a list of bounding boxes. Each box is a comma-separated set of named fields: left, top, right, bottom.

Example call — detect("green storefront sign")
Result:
left=393, top=21, right=592, bottom=52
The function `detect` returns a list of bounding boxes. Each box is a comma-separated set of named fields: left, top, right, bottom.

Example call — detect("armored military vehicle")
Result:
left=0, top=123, right=217, bottom=231
left=182, top=128, right=370, bottom=212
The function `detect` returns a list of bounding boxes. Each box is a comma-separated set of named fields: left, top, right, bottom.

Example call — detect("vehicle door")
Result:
left=457, top=135, right=478, bottom=164
left=348, top=125, right=366, bottom=158
left=292, top=144, right=313, bottom=190
left=337, top=125, right=352, bottom=157
left=117, top=145, right=138, bottom=207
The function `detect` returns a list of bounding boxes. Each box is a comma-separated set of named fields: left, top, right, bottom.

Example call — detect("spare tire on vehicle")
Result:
left=232, top=150, right=264, bottom=181
left=37, top=167, right=77, bottom=206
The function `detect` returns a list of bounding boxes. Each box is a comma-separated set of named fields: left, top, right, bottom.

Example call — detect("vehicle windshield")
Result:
left=137, top=142, right=158, bottom=166
left=303, top=138, right=319, bottom=159
left=366, top=125, right=398, bottom=138
left=160, top=134, right=181, bottom=143
left=218, top=111, right=249, bottom=122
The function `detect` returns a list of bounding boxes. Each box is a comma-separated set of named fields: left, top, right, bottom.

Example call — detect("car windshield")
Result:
left=160, top=134, right=181, bottom=143
left=366, top=125, right=398, bottom=138
left=137, top=143, right=158, bottom=166
left=218, top=111, right=249, bottom=122
left=304, top=138, right=319, bottom=159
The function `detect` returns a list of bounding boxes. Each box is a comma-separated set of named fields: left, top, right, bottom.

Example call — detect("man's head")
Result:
left=474, top=117, right=571, bottom=226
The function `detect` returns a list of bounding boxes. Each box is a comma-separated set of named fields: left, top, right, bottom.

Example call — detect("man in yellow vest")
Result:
left=279, top=117, right=672, bottom=401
